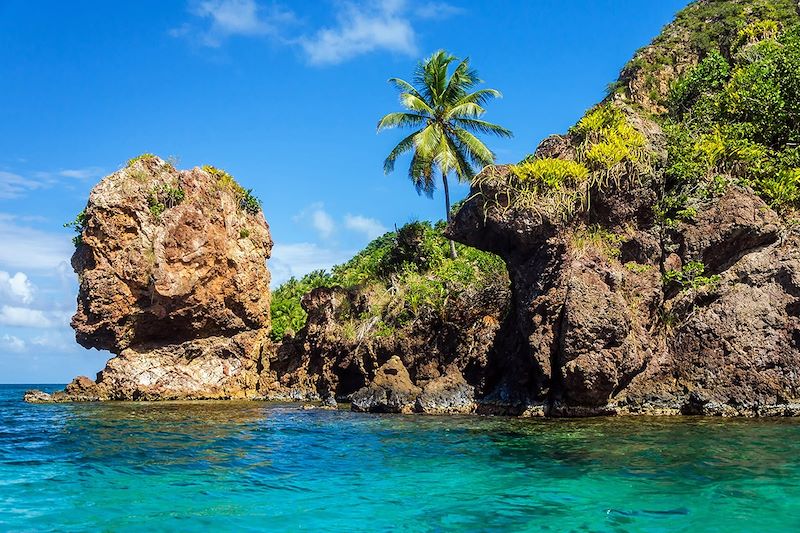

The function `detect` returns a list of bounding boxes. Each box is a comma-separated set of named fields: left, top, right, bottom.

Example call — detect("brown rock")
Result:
left=415, top=369, right=476, bottom=414
left=678, top=187, right=780, bottom=272
left=59, top=156, right=272, bottom=401
left=72, top=157, right=271, bottom=352
left=351, top=356, right=421, bottom=413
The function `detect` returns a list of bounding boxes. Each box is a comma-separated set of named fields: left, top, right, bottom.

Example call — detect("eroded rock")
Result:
left=31, top=156, right=273, bottom=402
left=351, top=356, right=421, bottom=413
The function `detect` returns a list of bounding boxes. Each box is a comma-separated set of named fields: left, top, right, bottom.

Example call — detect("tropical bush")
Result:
left=663, top=261, right=721, bottom=292
left=64, top=209, right=88, bottom=247
left=479, top=103, right=652, bottom=221
left=148, top=183, right=185, bottom=218
left=126, top=153, right=157, bottom=167
left=660, top=16, right=800, bottom=215
left=269, top=221, right=507, bottom=341
left=204, top=165, right=262, bottom=215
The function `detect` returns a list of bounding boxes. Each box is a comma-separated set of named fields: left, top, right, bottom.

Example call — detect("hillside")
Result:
left=265, top=0, right=800, bottom=415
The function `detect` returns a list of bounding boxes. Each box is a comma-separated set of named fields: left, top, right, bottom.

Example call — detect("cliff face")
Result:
left=448, top=159, right=800, bottom=416
left=41, top=156, right=273, bottom=401
left=444, top=0, right=800, bottom=415
left=259, top=222, right=512, bottom=414
left=255, top=0, right=800, bottom=416
left=26, top=0, right=800, bottom=416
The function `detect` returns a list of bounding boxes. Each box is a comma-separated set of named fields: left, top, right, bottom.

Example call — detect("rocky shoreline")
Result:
left=26, top=0, right=800, bottom=417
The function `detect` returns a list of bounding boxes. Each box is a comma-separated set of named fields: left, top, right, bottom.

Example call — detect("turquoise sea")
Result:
left=2, top=384, right=800, bottom=532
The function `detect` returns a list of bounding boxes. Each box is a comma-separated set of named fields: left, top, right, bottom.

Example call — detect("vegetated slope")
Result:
left=263, top=221, right=512, bottom=413
left=268, top=0, right=800, bottom=416
left=447, top=0, right=800, bottom=415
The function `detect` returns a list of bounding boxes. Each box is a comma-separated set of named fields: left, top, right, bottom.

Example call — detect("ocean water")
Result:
left=2, top=385, right=800, bottom=532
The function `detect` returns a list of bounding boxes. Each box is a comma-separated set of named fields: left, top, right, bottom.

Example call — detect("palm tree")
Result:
left=378, top=50, right=512, bottom=258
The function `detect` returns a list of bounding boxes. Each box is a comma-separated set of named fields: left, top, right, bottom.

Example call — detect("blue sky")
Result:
left=0, top=0, right=688, bottom=382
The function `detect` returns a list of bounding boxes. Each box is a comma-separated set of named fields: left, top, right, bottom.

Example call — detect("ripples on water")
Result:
left=2, top=384, right=800, bottom=531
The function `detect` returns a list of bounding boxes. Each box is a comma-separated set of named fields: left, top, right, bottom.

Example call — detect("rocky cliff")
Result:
left=28, top=0, right=800, bottom=416
left=28, top=155, right=273, bottom=401
left=254, top=0, right=800, bottom=416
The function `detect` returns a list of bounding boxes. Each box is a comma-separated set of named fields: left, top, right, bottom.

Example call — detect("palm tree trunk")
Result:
left=442, top=172, right=457, bottom=259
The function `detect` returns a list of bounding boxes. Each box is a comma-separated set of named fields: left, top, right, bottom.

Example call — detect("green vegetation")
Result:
left=658, top=13, right=800, bottom=218
left=478, top=103, right=653, bottom=221
left=663, top=261, right=721, bottom=292
left=126, top=153, right=158, bottom=167
left=378, top=50, right=512, bottom=258
left=239, top=228, right=250, bottom=239
left=616, top=0, right=799, bottom=104
left=571, top=106, right=650, bottom=182
left=624, top=261, right=653, bottom=274
left=239, top=189, right=262, bottom=215
left=204, top=165, right=262, bottom=215
left=511, top=158, right=589, bottom=188
left=148, top=183, right=185, bottom=218
left=571, top=224, right=624, bottom=259
left=269, top=221, right=507, bottom=341
left=64, top=209, right=88, bottom=247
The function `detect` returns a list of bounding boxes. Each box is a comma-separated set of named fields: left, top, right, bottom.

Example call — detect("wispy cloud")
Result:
left=1, top=334, right=26, bottom=353
left=344, top=214, right=387, bottom=239
left=172, top=0, right=462, bottom=64
left=0, top=171, right=46, bottom=200
left=414, top=2, right=463, bottom=19
left=269, top=242, right=353, bottom=285
left=173, top=0, right=296, bottom=47
left=294, top=202, right=336, bottom=239
left=0, top=214, right=73, bottom=271
left=0, top=305, right=54, bottom=328
left=300, top=0, right=417, bottom=65
left=0, top=166, right=104, bottom=200
left=57, top=167, right=105, bottom=180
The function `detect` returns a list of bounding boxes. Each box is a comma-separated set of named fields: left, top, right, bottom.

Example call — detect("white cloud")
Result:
left=173, top=0, right=463, bottom=64
left=414, top=2, right=462, bottom=19
left=0, top=271, right=35, bottom=304
left=0, top=306, right=53, bottom=328
left=301, top=0, right=417, bottom=65
left=197, top=0, right=266, bottom=34
left=1, top=334, right=26, bottom=353
left=269, top=242, right=353, bottom=285
left=294, top=203, right=336, bottom=239
left=178, top=0, right=295, bottom=47
left=0, top=166, right=103, bottom=200
left=0, top=215, right=73, bottom=271
left=0, top=171, right=45, bottom=200
left=58, top=167, right=104, bottom=180
left=344, top=214, right=388, bottom=240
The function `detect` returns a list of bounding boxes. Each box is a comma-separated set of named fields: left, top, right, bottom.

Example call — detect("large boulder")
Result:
left=34, top=156, right=273, bottom=401
left=72, top=156, right=271, bottom=352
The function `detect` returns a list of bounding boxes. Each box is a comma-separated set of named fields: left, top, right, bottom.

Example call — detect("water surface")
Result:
left=2, top=384, right=800, bottom=531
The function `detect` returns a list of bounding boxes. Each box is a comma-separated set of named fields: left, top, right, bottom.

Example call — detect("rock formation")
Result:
left=29, top=156, right=272, bottom=401
left=27, top=0, right=800, bottom=417
left=448, top=163, right=800, bottom=416
left=260, top=272, right=509, bottom=414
